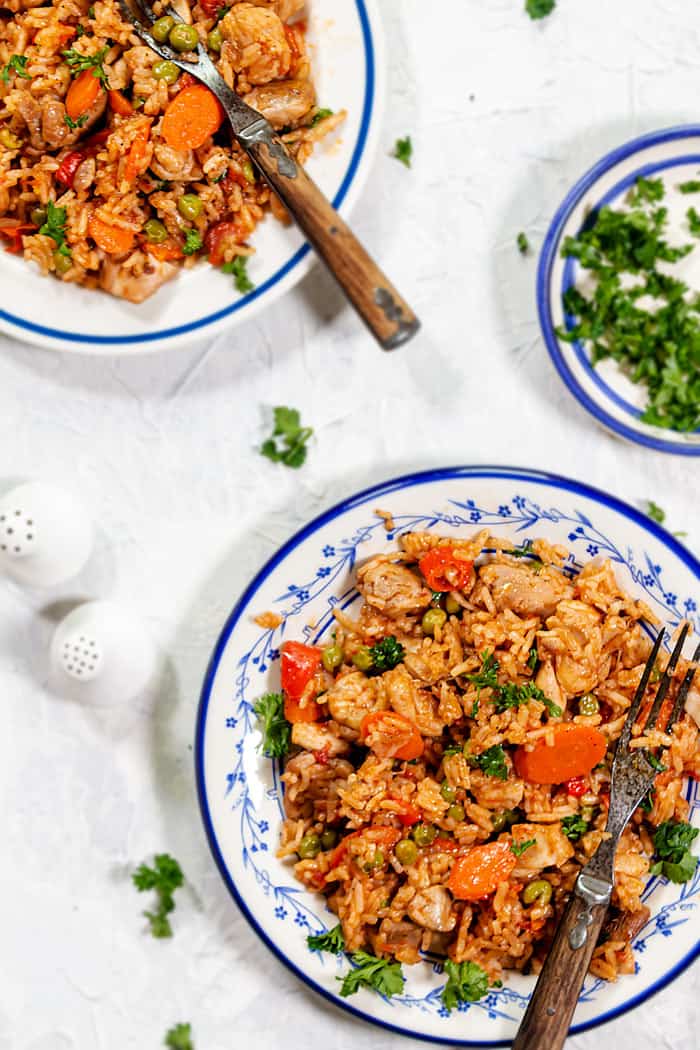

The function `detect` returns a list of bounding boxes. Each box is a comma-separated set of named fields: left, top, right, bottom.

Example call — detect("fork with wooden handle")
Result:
left=118, top=0, right=420, bottom=350
left=512, top=626, right=700, bottom=1050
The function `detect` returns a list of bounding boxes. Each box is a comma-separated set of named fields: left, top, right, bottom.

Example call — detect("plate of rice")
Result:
left=196, top=466, right=700, bottom=1045
left=0, top=0, right=383, bottom=353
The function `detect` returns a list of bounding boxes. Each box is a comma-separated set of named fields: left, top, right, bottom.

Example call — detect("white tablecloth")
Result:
left=1, top=1, right=697, bottom=1047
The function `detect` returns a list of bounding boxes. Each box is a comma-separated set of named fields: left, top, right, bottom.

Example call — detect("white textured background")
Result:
left=0, top=1, right=698, bottom=1048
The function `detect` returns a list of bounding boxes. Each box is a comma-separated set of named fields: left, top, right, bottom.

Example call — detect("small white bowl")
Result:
left=538, top=125, right=700, bottom=456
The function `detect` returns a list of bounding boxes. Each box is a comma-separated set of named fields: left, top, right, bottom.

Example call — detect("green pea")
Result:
left=152, top=59, right=179, bottom=84
left=422, top=607, right=447, bottom=636
left=412, top=823, right=436, bottom=847
left=0, top=129, right=21, bottom=150
left=151, top=15, right=176, bottom=42
left=168, top=22, right=199, bottom=52
left=447, top=803, right=465, bottom=822
left=320, top=828, right=338, bottom=850
left=579, top=693, right=600, bottom=717
left=298, top=833, right=321, bottom=859
left=207, top=26, right=223, bottom=51
left=352, top=647, right=373, bottom=672
left=362, top=849, right=384, bottom=873
left=440, top=780, right=456, bottom=803
left=491, top=811, right=508, bottom=833
left=395, top=839, right=418, bottom=866
left=53, top=250, right=72, bottom=276
left=143, top=218, right=168, bottom=243
left=30, top=206, right=47, bottom=226
left=522, top=879, right=553, bottom=906
left=242, top=160, right=256, bottom=184
left=445, top=594, right=461, bottom=616
left=177, top=193, right=203, bottom=221
left=322, top=644, right=343, bottom=673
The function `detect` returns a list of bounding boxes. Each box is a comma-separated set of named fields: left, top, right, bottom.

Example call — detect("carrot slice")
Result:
left=283, top=694, right=322, bottom=724
left=108, top=89, right=133, bottom=116
left=161, top=84, right=224, bottom=152
left=66, top=69, right=101, bottom=120
left=329, top=827, right=401, bottom=870
left=360, top=710, right=424, bottom=761
left=124, top=124, right=151, bottom=184
left=513, top=723, right=608, bottom=785
left=88, top=215, right=134, bottom=255
left=144, top=239, right=184, bottom=262
left=448, top=841, right=516, bottom=901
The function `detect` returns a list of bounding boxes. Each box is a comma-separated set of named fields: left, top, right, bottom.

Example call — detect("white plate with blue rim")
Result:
left=196, top=465, right=700, bottom=1046
left=0, top=0, right=384, bottom=354
left=538, top=125, right=700, bottom=457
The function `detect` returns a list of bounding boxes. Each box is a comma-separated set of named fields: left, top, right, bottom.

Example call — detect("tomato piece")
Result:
left=56, top=150, right=85, bottom=188
left=565, top=776, right=587, bottom=798
left=0, top=221, right=37, bottom=253
left=360, top=710, right=424, bottom=761
left=514, top=724, right=608, bottom=785
left=390, top=799, right=422, bottom=826
left=108, top=89, right=133, bottom=116
left=281, top=641, right=322, bottom=702
left=329, top=827, right=401, bottom=869
left=83, top=128, right=111, bottom=149
left=448, top=841, right=516, bottom=901
left=430, top=837, right=463, bottom=855
left=205, top=219, right=245, bottom=266
left=123, top=124, right=151, bottom=184
left=418, top=546, right=474, bottom=592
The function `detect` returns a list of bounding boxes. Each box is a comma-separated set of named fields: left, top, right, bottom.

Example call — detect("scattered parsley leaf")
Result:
left=640, top=789, right=655, bottom=814
left=517, top=232, right=530, bottom=255
left=511, top=838, right=536, bottom=857
left=221, top=254, right=254, bottom=293
left=339, top=952, right=405, bottom=998
left=393, top=135, right=412, bottom=168
left=688, top=207, right=700, bottom=237
left=368, top=635, right=404, bottom=673
left=132, top=853, right=184, bottom=939
left=1, top=54, right=31, bottom=83
left=561, top=814, right=589, bottom=842
left=64, top=113, right=88, bottom=129
left=679, top=180, right=700, bottom=194
left=646, top=500, right=666, bottom=525
left=75, top=24, right=85, bottom=37
left=62, top=45, right=109, bottom=87
left=88, top=5, right=95, bottom=16
left=440, top=960, right=489, bottom=1012
left=307, top=923, right=345, bottom=955
left=39, top=201, right=70, bottom=254
left=182, top=228, right=203, bottom=256
left=311, top=107, right=334, bottom=127
left=629, top=176, right=665, bottom=204
left=253, top=691, right=290, bottom=759
left=467, top=650, right=500, bottom=693
left=164, top=1023, right=194, bottom=1050
left=526, top=0, right=556, bottom=19
left=527, top=646, right=539, bottom=672
left=475, top=745, right=508, bottom=780
left=261, top=405, right=313, bottom=469
left=650, top=820, right=698, bottom=883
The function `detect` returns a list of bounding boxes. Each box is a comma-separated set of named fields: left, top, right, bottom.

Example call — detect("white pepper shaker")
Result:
left=0, top=481, right=93, bottom=587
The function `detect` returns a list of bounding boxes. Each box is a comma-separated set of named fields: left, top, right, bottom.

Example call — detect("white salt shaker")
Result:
left=0, top=481, right=93, bottom=587
left=49, top=600, right=157, bottom=705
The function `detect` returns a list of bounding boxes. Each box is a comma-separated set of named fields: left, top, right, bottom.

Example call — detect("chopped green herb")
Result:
left=261, top=405, right=313, bottom=469
left=132, top=853, right=184, bottom=938
left=311, top=107, right=333, bottom=127
left=88, top=5, right=95, bottom=16
left=75, top=24, right=85, bottom=37
left=253, top=691, right=290, bottom=759
left=64, top=113, right=88, bottom=129
left=339, top=951, right=405, bottom=998
left=221, top=254, right=254, bottom=293
left=629, top=176, right=665, bottom=204
left=649, top=820, right=698, bottom=883
left=640, top=789, right=654, bottom=814
left=561, top=813, right=589, bottom=842
left=466, top=651, right=560, bottom=717
left=39, top=201, right=70, bottom=254
left=511, top=838, right=536, bottom=857
left=393, top=135, right=412, bottom=168
left=525, top=0, right=556, bottom=19
left=440, top=960, right=489, bottom=1012
left=646, top=752, right=666, bottom=773
left=527, top=646, right=539, bottom=672
left=443, top=745, right=463, bottom=756
left=164, top=1023, right=194, bottom=1050
left=307, top=923, right=345, bottom=955
left=646, top=500, right=666, bottom=525
left=368, top=635, right=404, bottom=673
left=182, top=228, right=203, bottom=256
left=517, top=232, right=530, bottom=255
left=62, top=45, right=109, bottom=87
left=679, top=180, right=700, bottom=194
left=467, top=650, right=500, bottom=693
left=1, top=54, right=31, bottom=84
left=505, top=544, right=543, bottom=564
left=215, top=5, right=231, bottom=21
left=213, top=171, right=226, bottom=183
left=688, top=207, right=700, bottom=237
left=476, top=745, right=508, bottom=781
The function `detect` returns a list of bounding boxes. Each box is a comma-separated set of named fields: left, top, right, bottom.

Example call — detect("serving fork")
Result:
left=117, top=0, right=420, bottom=350
left=512, top=624, right=700, bottom=1050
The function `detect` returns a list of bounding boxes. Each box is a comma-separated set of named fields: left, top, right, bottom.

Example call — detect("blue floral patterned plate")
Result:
left=195, top=466, right=700, bottom=1045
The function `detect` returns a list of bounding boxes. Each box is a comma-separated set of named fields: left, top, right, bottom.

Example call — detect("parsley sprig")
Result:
left=473, top=744, right=508, bottom=780
left=339, top=951, right=405, bottom=998
left=132, top=853, right=184, bottom=938
left=307, top=923, right=345, bottom=955
left=39, top=201, right=71, bottom=257
left=561, top=813, right=589, bottom=842
left=253, top=692, right=291, bottom=759
left=526, top=0, right=556, bottom=18
left=62, top=45, right=110, bottom=87
left=393, top=135, right=412, bottom=168
left=1, top=54, right=31, bottom=83
left=646, top=500, right=666, bottom=524
left=222, top=254, right=254, bottom=293
left=440, top=960, right=489, bottom=1012
left=182, top=229, right=203, bottom=256
left=368, top=635, right=404, bottom=673
left=261, top=406, right=313, bottom=469
left=649, top=820, right=698, bottom=883
left=165, top=1023, right=194, bottom=1050
left=465, top=651, right=561, bottom=718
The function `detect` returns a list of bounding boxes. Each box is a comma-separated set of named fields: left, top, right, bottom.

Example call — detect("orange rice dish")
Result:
left=274, top=530, right=700, bottom=986
left=0, top=0, right=343, bottom=301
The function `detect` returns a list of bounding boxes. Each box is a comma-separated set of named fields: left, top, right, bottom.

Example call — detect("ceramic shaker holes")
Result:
left=0, top=482, right=93, bottom=587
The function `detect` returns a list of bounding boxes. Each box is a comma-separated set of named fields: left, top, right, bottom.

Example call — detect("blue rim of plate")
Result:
left=537, top=124, right=700, bottom=457
left=195, top=465, right=700, bottom=1046
left=0, top=0, right=375, bottom=345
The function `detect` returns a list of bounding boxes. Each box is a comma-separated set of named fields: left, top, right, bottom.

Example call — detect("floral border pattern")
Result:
left=218, top=493, right=699, bottom=1023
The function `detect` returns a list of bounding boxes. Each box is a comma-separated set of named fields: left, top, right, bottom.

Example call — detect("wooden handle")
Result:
left=511, top=888, right=609, bottom=1050
left=244, top=137, right=420, bottom=350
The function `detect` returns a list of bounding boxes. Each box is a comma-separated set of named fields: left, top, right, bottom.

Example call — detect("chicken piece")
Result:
left=325, top=671, right=387, bottom=731
left=535, top=659, right=565, bottom=713
left=373, top=919, right=422, bottom=964
left=541, top=601, right=610, bottom=696
left=509, top=823, right=574, bottom=877
left=685, top=684, right=700, bottom=729
left=99, top=254, right=178, bottom=303
left=383, top=664, right=444, bottom=737
left=291, top=721, right=350, bottom=756
left=247, top=0, right=306, bottom=21
left=357, top=557, right=432, bottom=619
left=220, top=3, right=292, bottom=83
left=602, top=905, right=650, bottom=946
left=243, top=79, right=315, bottom=130
left=480, top=563, right=574, bottom=619
left=282, top=752, right=354, bottom=820
left=407, top=886, right=456, bottom=933
left=39, top=93, right=107, bottom=149
left=150, top=143, right=197, bottom=181
left=469, top=769, right=523, bottom=811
